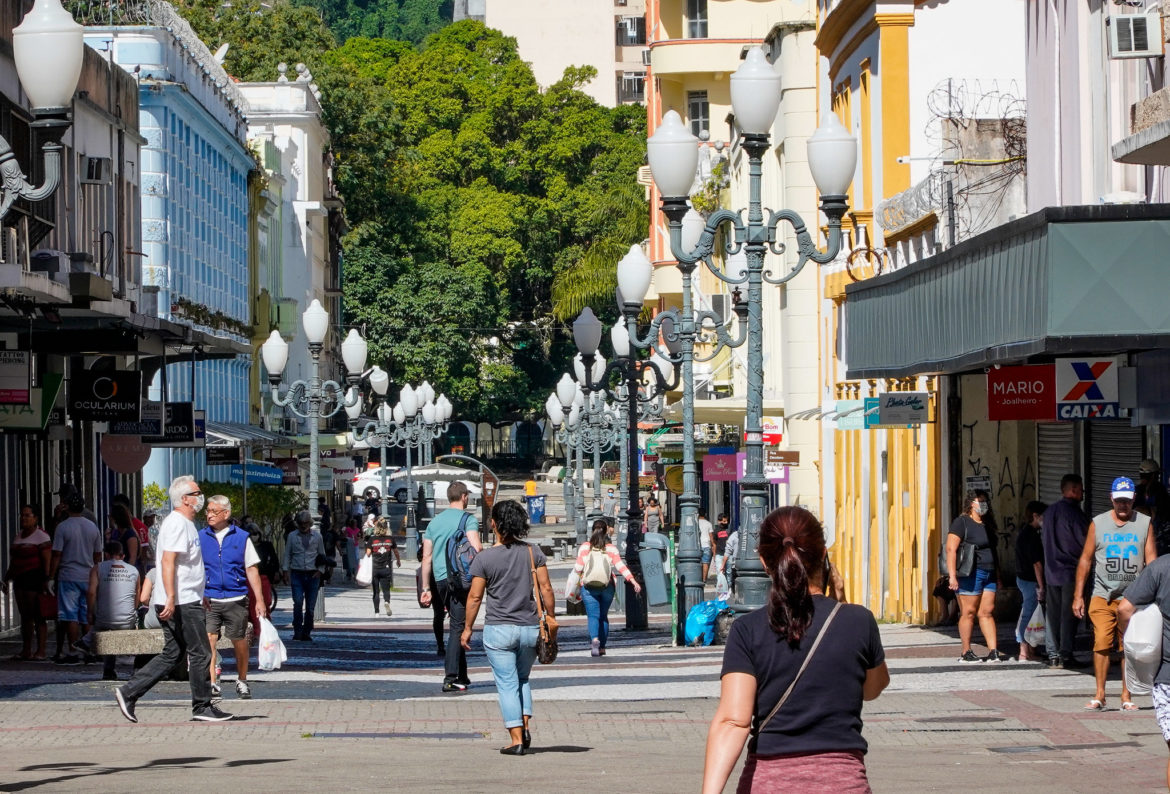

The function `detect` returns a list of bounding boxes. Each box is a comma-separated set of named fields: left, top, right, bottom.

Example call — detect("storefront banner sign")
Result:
left=877, top=392, right=929, bottom=426
left=703, top=453, right=739, bottom=481
left=69, top=370, right=141, bottom=422
left=0, top=351, right=31, bottom=405
left=988, top=364, right=1056, bottom=421
left=109, top=401, right=163, bottom=436
left=664, top=465, right=684, bottom=495
left=1056, top=358, right=1120, bottom=420
left=835, top=400, right=865, bottom=431
left=205, top=446, right=243, bottom=466
left=762, top=416, right=783, bottom=445
left=274, top=457, right=301, bottom=486
left=0, top=374, right=62, bottom=431
left=229, top=462, right=283, bottom=485
left=142, top=403, right=195, bottom=444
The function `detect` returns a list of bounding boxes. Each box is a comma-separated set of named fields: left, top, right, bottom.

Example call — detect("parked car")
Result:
left=382, top=469, right=483, bottom=504
left=351, top=467, right=403, bottom=500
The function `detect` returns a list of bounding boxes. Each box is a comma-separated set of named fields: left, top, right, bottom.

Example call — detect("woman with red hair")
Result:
left=702, top=507, right=889, bottom=793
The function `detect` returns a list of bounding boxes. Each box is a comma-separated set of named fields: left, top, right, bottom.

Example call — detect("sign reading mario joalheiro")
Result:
left=1055, top=358, right=1120, bottom=420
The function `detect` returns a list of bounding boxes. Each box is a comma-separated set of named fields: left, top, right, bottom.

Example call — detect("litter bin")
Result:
left=638, top=532, right=671, bottom=606
left=525, top=494, right=547, bottom=525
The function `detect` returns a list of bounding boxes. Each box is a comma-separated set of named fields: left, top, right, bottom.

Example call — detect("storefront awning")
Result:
left=205, top=421, right=299, bottom=449
left=661, top=397, right=784, bottom=424
left=844, top=204, right=1170, bottom=378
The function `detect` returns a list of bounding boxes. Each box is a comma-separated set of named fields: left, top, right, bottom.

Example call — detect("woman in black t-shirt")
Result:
left=1014, top=501, right=1047, bottom=661
left=946, top=490, right=1004, bottom=663
left=703, top=507, right=889, bottom=794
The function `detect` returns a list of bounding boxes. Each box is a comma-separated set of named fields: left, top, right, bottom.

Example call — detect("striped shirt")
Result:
left=572, top=542, right=634, bottom=584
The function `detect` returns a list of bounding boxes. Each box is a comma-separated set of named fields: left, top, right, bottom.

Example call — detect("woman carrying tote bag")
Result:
left=703, top=507, right=889, bottom=793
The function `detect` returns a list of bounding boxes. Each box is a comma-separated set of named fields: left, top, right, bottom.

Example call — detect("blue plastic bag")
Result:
left=685, top=599, right=729, bottom=646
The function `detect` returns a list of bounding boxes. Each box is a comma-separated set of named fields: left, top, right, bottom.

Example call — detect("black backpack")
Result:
left=445, top=513, right=476, bottom=590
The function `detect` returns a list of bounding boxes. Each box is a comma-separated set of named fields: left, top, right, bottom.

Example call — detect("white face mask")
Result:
left=189, top=493, right=205, bottom=512
left=975, top=501, right=989, bottom=516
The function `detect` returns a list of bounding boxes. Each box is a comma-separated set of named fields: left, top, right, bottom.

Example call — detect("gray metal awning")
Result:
left=843, top=204, right=1170, bottom=378
left=1113, top=119, right=1170, bottom=165
left=205, top=421, right=299, bottom=449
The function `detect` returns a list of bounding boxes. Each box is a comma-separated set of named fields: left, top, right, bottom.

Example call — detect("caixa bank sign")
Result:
left=987, top=359, right=1120, bottom=421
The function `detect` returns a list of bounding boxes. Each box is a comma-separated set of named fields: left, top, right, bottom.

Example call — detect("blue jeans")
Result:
left=289, top=570, right=320, bottom=638
left=581, top=582, right=616, bottom=647
left=482, top=623, right=539, bottom=729
left=1015, top=577, right=1038, bottom=644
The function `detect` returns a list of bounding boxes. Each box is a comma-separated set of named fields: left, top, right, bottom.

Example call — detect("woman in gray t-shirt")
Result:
left=462, top=500, right=556, bottom=756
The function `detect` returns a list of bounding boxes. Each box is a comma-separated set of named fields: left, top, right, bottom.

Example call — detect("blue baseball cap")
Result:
left=1111, top=476, right=1136, bottom=500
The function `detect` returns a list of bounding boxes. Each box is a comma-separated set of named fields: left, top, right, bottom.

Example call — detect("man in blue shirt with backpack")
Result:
left=420, top=482, right=482, bottom=692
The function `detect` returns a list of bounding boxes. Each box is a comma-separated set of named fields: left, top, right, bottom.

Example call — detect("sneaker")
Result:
left=55, top=654, right=83, bottom=666
left=983, top=650, right=1008, bottom=663
left=72, top=638, right=92, bottom=655
left=235, top=680, right=252, bottom=699
left=191, top=704, right=235, bottom=722
left=442, top=682, right=468, bottom=693
left=958, top=650, right=983, bottom=664
left=211, top=682, right=222, bottom=697
left=384, top=604, right=392, bottom=617
left=590, top=639, right=601, bottom=657
left=1048, top=656, right=1063, bottom=669
left=114, top=688, right=138, bottom=723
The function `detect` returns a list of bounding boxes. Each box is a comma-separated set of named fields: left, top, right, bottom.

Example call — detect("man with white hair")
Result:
left=201, top=495, right=266, bottom=700
left=114, top=475, right=233, bottom=723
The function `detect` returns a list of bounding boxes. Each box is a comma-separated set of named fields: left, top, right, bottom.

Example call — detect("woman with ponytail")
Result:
left=702, top=507, right=889, bottom=793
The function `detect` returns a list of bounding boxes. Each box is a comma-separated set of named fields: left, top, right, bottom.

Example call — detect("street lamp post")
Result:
left=646, top=48, right=856, bottom=612
left=0, top=1, right=85, bottom=222
left=262, top=299, right=368, bottom=534
left=345, top=365, right=394, bottom=519
left=384, top=384, right=452, bottom=557
left=572, top=299, right=679, bottom=631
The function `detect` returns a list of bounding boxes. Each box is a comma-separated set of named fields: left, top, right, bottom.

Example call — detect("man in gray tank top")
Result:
left=82, top=541, right=141, bottom=680
left=1073, top=476, right=1156, bottom=711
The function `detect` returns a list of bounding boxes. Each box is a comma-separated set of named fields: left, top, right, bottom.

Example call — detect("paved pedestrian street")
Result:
left=1, top=564, right=1167, bottom=792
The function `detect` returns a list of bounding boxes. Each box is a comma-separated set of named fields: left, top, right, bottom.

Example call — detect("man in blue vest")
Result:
left=200, top=495, right=266, bottom=700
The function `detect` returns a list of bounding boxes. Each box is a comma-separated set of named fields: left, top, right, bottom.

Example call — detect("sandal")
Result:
left=1083, top=699, right=1106, bottom=711
left=1121, top=701, right=1139, bottom=711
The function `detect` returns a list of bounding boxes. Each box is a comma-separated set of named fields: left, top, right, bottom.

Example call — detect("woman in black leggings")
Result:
left=365, top=518, right=401, bottom=616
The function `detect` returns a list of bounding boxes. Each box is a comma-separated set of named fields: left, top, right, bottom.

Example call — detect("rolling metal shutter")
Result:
left=1037, top=423, right=1076, bottom=505
left=1086, top=422, right=1145, bottom=516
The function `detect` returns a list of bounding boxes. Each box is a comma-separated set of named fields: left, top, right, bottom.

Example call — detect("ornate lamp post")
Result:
left=572, top=295, right=679, bottom=631
left=262, top=299, right=368, bottom=533
left=382, top=383, right=452, bottom=557
left=645, top=48, right=857, bottom=611
left=0, top=1, right=85, bottom=221
left=345, top=365, right=394, bottom=519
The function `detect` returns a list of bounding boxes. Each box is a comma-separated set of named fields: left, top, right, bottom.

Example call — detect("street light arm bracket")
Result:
left=0, top=138, right=63, bottom=222
left=692, top=308, right=748, bottom=362
left=668, top=207, right=745, bottom=270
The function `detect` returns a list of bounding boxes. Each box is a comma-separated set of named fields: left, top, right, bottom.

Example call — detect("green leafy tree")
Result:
left=293, top=0, right=449, bottom=44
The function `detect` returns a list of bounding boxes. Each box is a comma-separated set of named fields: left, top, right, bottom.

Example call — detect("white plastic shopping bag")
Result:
left=355, top=555, right=373, bottom=586
left=258, top=616, right=287, bottom=671
left=1023, top=604, right=1046, bottom=647
left=564, top=568, right=582, bottom=605
left=1124, top=603, right=1163, bottom=695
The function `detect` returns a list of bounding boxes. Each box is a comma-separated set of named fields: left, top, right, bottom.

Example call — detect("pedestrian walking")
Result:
left=282, top=510, right=326, bottom=642
left=1072, top=477, right=1155, bottom=711
left=713, top=513, right=732, bottom=595
left=1118, top=553, right=1170, bottom=788
left=79, top=541, right=139, bottom=680
left=602, top=487, right=618, bottom=524
left=461, top=500, right=556, bottom=755
left=421, top=482, right=482, bottom=692
left=644, top=496, right=663, bottom=534
left=49, top=493, right=102, bottom=665
left=1042, top=474, right=1091, bottom=668
left=201, top=495, right=267, bottom=699
left=1136, top=458, right=1165, bottom=518
left=698, top=509, right=713, bottom=582
left=2, top=505, right=51, bottom=661
left=365, top=517, right=401, bottom=616
left=114, top=475, right=233, bottom=723
left=571, top=519, right=641, bottom=656
left=1015, top=501, right=1047, bottom=661
left=947, top=490, right=1006, bottom=663
left=703, top=506, right=889, bottom=793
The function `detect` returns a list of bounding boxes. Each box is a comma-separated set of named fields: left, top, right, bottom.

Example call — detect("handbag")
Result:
left=528, top=546, right=558, bottom=664
left=938, top=519, right=976, bottom=578
left=38, top=593, right=58, bottom=620
left=751, top=601, right=842, bottom=739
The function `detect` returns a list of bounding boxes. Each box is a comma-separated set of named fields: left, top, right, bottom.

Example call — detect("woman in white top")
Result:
left=572, top=520, right=641, bottom=656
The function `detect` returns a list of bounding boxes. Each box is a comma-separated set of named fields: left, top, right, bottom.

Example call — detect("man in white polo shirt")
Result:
left=114, top=475, right=233, bottom=723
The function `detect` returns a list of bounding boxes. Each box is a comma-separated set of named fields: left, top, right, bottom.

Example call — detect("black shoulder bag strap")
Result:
left=751, top=601, right=843, bottom=738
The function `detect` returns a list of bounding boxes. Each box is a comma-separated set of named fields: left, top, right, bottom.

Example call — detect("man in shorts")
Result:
left=698, top=509, right=713, bottom=582
left=200, top=495, right=266, bottom=699
left=49, top=493, right=102, bottom=665
left=1120, top=552, right=1170, bottom=788
left=1073, top=476, right=1156, bottom=711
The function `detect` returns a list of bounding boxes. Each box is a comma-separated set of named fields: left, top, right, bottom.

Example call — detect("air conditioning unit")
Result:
left=1110, top=11, right=1164, bottom=59
left=641, top=49, right=652, bottom=66
left=616, top=0, right=628, bottom=5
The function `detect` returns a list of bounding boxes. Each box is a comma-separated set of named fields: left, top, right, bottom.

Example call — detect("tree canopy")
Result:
left=293, top=0, right=449, bottom=45
left=165, top=6, right=648, bottom=422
